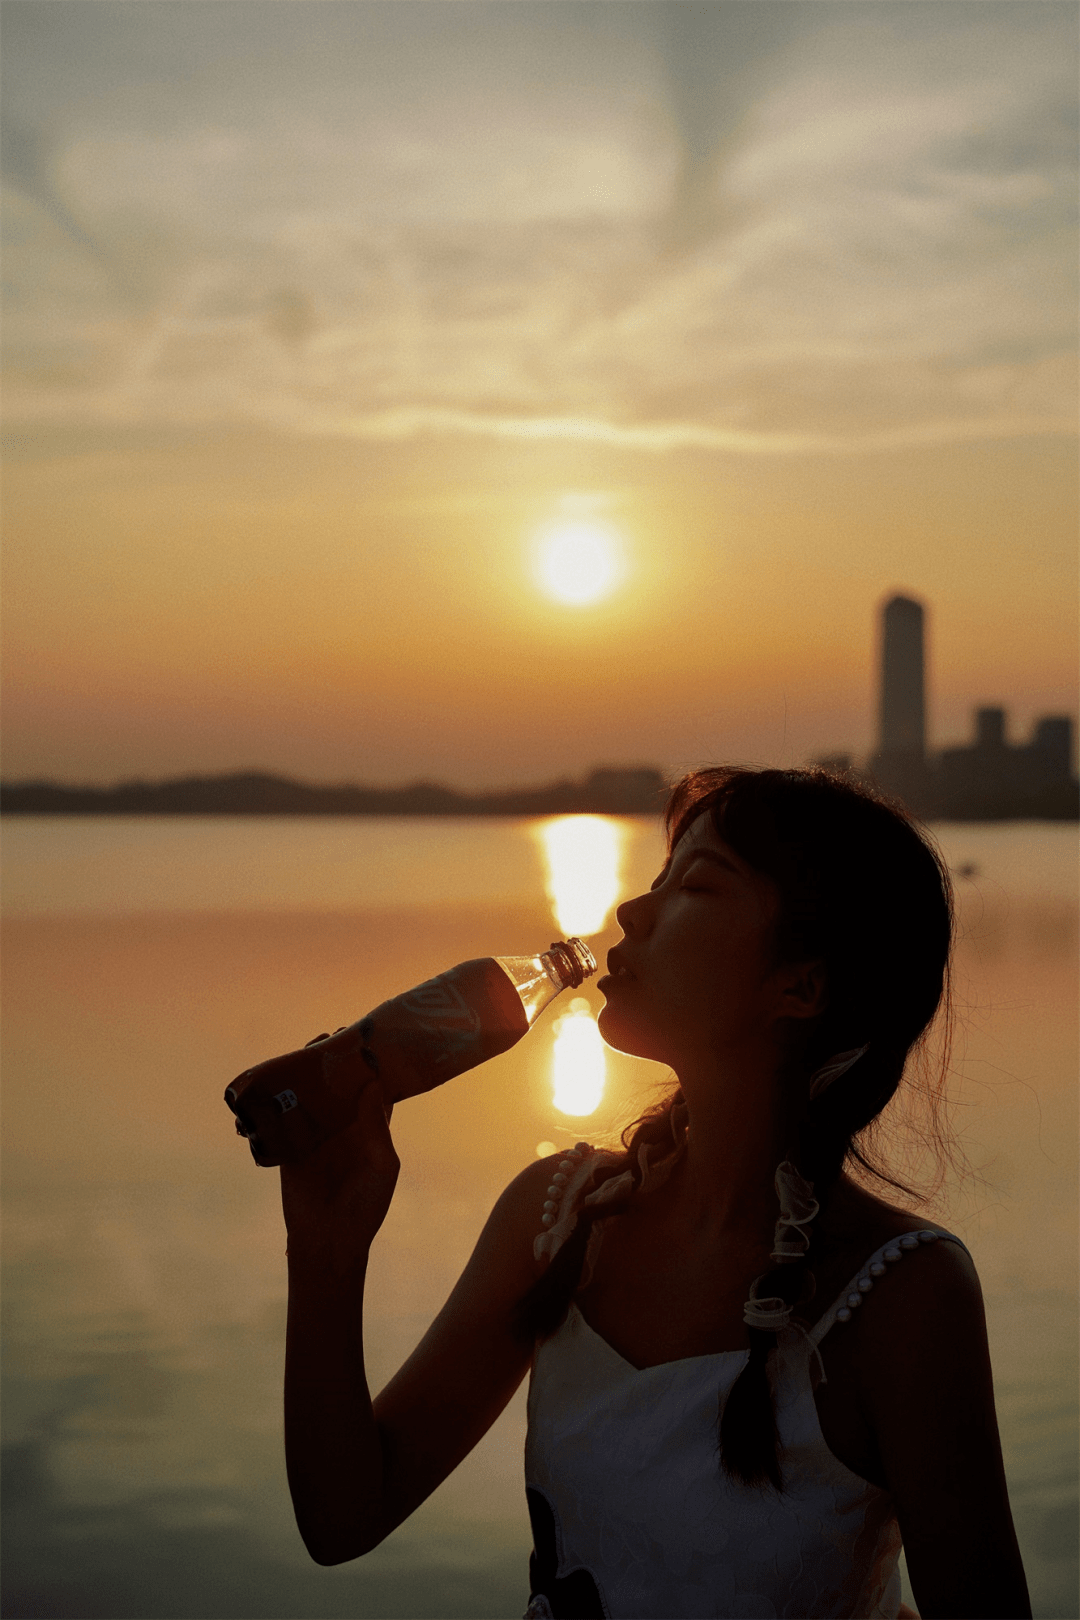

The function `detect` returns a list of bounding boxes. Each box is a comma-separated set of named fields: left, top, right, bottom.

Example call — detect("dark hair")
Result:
left=515, top=766, right=955, bottom=1492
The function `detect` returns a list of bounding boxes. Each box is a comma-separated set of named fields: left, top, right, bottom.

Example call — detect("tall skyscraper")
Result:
left=871, top=594, right=928, bottom=805
left=851, top=594, right=1077, bottom=817
left=879, top=595, right=926, bottom=758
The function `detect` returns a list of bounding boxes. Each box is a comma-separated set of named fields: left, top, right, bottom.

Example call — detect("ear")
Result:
left=772, top=959, right=828, bottom=1022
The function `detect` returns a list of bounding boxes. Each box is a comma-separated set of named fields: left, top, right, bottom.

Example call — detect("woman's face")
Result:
left=597, top=812, right=793, bottom=1072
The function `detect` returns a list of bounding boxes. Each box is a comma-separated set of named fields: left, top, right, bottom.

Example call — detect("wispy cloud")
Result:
left=2, top=2, right=1075, bottom=453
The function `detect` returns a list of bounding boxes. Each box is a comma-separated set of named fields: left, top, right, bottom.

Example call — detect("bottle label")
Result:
left=363, top=958, right=530, bottom=1102
left=393, top=972, right=483, bottom=1068
left=274, top=1089, right=299, bottom=1113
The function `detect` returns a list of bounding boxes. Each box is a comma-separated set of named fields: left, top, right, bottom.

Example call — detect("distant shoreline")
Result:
left=0, top=766, right=670, bottom=819
left=1, top=764, right=1076, bottom=821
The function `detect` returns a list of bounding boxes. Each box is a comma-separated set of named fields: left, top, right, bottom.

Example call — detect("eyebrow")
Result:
left=681, top=848, right=741, bottom=875
left=656, top=846, right=742, bottom=885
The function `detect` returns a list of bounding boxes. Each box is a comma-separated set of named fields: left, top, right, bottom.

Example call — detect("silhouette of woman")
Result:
left=279, top=767, right=1030, bottom=1619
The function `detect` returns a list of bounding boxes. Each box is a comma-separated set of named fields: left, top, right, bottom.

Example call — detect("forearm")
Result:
left=284, top=1245, right=386, bottom=1564
left=276, top=1098, right=540, bottom=1568
left=906, top=1521, right=1031, bottom=1620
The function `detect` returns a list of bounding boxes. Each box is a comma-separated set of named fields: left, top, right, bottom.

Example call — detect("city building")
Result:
left=937, top=708, right=1076, bottom=818
left=868, top=595, right=929, bottom=806
left=859, top=594, right=1076, bottom=818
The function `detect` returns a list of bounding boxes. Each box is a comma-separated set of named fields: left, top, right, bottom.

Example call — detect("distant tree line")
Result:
left=0, top=766, right=670, bottom=817
left=3, top=757, right=1076, bottom=820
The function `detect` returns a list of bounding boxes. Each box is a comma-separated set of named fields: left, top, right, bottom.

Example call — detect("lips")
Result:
left=600, top=948, right=635, bottom=985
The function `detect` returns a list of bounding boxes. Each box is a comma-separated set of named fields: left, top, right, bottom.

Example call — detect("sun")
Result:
left=536, top=521, right=623, bottom=607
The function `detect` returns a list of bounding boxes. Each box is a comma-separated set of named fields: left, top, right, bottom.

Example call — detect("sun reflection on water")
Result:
left=551, top=997, right=607, bottom=1116
left=534, top=816, right=625, bottom=1117
left=535, top=815, right=625, bottom=938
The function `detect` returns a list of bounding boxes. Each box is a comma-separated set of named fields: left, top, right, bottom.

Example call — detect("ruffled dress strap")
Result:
left=532, top=1145, right=617, bottom=1266
left=532, top=1135, right=688, bottom=1269
left=809, top=1228, right=971, bottom=1347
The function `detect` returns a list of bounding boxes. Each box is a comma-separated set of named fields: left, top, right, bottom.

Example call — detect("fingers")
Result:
left=279, top=1074, right=398, bottom=1210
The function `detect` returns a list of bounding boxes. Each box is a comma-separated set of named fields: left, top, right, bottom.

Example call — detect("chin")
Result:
left=596, top=1002, right=665, bottom=1064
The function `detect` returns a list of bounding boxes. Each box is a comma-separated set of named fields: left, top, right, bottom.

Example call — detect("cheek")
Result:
left=598, top=945, right=724, bottom=1058
left=662, top=917, right=774, bottom=1027
left=599, top=902, right=776, bottom=1060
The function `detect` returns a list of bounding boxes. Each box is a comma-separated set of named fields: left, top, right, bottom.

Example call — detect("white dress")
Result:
left=523, top=1151, right=965, bottom=1620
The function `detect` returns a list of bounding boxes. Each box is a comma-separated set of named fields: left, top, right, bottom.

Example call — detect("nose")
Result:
left=615, top=888, right=653, bottom=937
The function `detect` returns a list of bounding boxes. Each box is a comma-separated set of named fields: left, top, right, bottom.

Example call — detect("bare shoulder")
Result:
left=482, top=1148, right=601, bottom=1281
left=480, top=1155, right=562, bottom=1277
left=496, top=1151, right=565, bottom=1216
left=813, top=1177, right=979, bottom=1347
left=856, top=1228, right=983, bottom=1354
left=827, top=1207, right=987, bottom=1405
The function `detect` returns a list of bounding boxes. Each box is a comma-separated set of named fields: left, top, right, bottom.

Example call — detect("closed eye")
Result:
left=678, top=870, right=717, bottom=893
left=677, top=856, right=734, bottom=895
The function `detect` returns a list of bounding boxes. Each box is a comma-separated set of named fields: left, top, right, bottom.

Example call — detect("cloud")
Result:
left=2, top=2, right=1075, bottom=453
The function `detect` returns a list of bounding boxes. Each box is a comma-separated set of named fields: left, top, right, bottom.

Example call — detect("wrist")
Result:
left=286, top=1233, right=372, bottom=1281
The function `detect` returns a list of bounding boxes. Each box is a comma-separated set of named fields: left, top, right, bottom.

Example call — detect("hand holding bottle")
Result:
left=280, top=1075, right=399, bottom=1264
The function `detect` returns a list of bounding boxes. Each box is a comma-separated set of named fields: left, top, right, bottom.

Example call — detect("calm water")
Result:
left=2, top=817, right=1077, bottom=1620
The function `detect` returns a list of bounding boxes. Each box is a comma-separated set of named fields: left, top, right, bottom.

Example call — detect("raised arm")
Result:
left=859, top=1241, right=1031, bottom=1620
left=281, top=1078, right=550, bottom=1565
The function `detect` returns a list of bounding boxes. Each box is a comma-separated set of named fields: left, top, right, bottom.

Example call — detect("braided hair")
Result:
left=517, top=766, right=955, bottom=1493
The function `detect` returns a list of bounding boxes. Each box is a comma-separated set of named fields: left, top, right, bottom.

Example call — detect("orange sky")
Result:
left=4, top=426, right=1075, bottom=786
left=2, top=2, right=1076, bottom=787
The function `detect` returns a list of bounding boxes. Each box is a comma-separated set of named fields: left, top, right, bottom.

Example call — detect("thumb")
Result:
left=337, top=1068, right=397, bottom=1180
left=351, top=1067, right=394, bottom=1133
left=321, top=1045, right=393, bottom=1125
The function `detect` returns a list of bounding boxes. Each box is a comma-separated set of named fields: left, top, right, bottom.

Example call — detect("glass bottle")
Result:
left=225, top=938, right=596, bottom=1167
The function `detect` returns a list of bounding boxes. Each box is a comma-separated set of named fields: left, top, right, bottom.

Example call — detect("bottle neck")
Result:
left=542, top=938, right=596, bottom=990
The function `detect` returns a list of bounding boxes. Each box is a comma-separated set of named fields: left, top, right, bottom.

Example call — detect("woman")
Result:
left=281, top=767, right=1031, bottom=1619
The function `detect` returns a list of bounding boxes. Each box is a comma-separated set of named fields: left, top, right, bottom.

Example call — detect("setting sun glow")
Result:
left=535, top=815, right=626, bottom=937
left=536, top=522, right=623, bottom=607
left=551, top=998, right=607, bottom=1116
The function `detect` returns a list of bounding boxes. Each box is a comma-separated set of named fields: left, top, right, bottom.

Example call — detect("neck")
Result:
left=666, top=1043, right=804, bottom=1248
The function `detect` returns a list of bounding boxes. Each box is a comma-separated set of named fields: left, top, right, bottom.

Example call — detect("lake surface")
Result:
left=2, top=816, right=1077, bottom=1619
